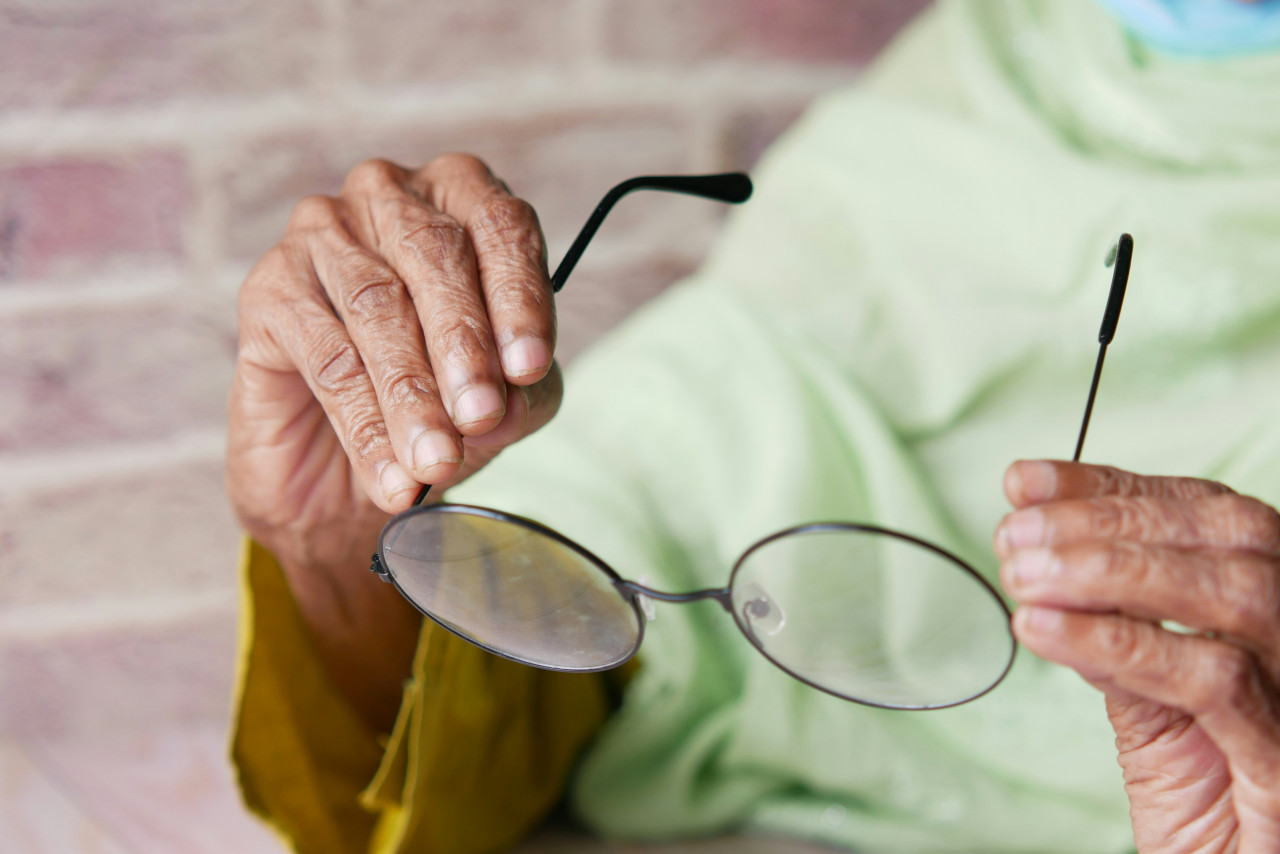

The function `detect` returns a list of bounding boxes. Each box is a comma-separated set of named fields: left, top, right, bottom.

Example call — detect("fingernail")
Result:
left=1009, top=547, right=1053, bottom=586
left=1018, top=460, right=1058, bottom=502
left=411, top=429, right=462, bottom=474
left=1021, top=606, right=1063, bottom=633
left=453, top=385, right=504, bottom=426
left=1002, top=509, right=1045, bottom=548
left=502, top=336, right=551, bottom=378
left=378, top=460, right=419, bottom=503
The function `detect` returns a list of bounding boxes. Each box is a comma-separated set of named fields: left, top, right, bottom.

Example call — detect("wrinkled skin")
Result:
left=225, top=151, right=1280, bottom=849
left=998, top=461, right=1280, bottom=853
left=226, top=155, right=562, bottom=729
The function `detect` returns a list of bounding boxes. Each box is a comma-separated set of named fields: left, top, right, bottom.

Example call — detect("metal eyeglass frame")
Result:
left=369, top=172, right=1134, bottom=710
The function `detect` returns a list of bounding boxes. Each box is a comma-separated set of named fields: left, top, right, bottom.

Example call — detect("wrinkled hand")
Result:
left=996, top=461, right=1280, bottom=853
left=227, top=155, right=562, bottom=578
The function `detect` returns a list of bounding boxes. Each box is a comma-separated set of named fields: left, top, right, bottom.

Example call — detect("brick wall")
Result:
left=0, top=0, right=930, bottom=740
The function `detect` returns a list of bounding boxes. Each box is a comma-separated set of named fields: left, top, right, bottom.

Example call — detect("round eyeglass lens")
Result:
left=379, top=507, right=641, bottom=671
left=730, top=526, right=1014, bottom=709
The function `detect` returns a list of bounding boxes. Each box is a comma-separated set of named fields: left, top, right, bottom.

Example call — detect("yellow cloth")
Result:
left=229, top=3, right=1280, bottom=850
left=230, top=536, right=614, bottom=854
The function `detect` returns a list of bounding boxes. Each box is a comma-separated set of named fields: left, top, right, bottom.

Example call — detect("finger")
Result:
left=1004, top=460, right=1232, bottom=509
left=464, top=361, right=563, bottom=454
left=343, top=158, right=507, bottom=436
left=995, top=493, right=1280, bottom=558
left=1014, top=607, right=1280, bottom=795
left=431, top=366, right=565, bottom=493
left=416, top=154, right=555, bottom=385
left=304, top=209, right=465, bottom=486
left=266, top=238, right=421, bottom=513
left=520, top=359, right=562, bottom=436
left=1001, top=542, right=1280, bottom=658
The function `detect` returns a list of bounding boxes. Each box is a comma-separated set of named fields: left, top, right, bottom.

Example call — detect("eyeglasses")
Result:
left=370, top=174, right=1133, bottom=711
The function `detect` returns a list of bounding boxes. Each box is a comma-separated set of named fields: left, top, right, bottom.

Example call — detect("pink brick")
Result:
left=219, top=109, right=699, bottom=264
left=0, top=301, right=235, bottom=452
left=605, top=0, right=932, bottom=66
left=0, top=610, right=237, bottom=739
left=0, top=0, right=322, bottom=108
left=0, top=460, right=239, bottom=609
left=349, top=0, right=578, bottom=88
left=0, top=153, right=188, bottom=282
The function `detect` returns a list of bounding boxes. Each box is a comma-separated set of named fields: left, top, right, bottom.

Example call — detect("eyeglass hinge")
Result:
left=369, top=553, right=391, bottom=582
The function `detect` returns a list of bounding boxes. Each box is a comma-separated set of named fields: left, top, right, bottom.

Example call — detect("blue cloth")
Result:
left=1094, top=0, right=1280, bottom=57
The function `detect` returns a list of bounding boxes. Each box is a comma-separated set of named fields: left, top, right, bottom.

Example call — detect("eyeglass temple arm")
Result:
left=1072, top=233, right=1133, bottom=462
left=551, top=173, right=753, bottom=293
left=411, top=172, right=754, bottom=506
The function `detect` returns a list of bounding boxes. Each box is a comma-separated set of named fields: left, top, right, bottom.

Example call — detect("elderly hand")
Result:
left=225, top=154, right=562, bottom=728
left=996, top=460, right=1280, bottom=853
left=228, top=154, right=562, bottom=579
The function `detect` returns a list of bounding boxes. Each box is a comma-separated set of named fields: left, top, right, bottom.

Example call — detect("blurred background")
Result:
left=0, top=1, right=928, bottom=850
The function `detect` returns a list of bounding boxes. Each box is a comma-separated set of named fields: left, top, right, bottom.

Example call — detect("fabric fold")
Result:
left=231, top=537, right=614, bottom=853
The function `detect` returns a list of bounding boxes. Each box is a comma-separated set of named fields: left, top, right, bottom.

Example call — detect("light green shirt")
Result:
left=449, top=1, right=1280, bottom=850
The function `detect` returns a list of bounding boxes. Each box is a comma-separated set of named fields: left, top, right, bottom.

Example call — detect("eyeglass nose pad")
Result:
left=635, top=574, right=657, bottom=622
left=735, top=581, right=786, bottom=637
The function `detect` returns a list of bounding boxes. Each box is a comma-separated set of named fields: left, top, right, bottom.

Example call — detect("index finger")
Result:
left=1004, top=460, right=1233, bottom=509
left=415, top=154, right=555, bottom=385
left=996, top=493, right=1280, bottom=557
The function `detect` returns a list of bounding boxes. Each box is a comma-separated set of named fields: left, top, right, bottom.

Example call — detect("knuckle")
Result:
left=1199, top=644, right=1260, bottom=715
left=1209, top=494, right=1280, bottom=551
left=431, top=315, right=493, bottom=364
left=384, top=371, right=439, bottom=409
left=1088, top=498, right=1129, bottom=539
left=1215, top=557, right=1280, bottom=637
left=1151, top=499, right=1195, bottom=542
left=344, top=158, right=403, bottom=194
left=397, top=208, right=470, bottom=265
left=492, top=268, right=553, bottom=316
left=1092, top=465, right=1130, bottom=496
left=1101, top=542, right=1147, bottom=584
left=238, top=244, right=314, bottom=351
left=241, top=244, right=292, bottom=299
left=1243, top=498, right=1280, bottom=551
left=348, top=414, right=391, bottom=462
left=1101, top=618, right=1143, bottom=670
left=288, top=194, right=340, bottom=230
left=1100, top=496, right=1187, bottom=542
left=474, top=194, right=537, bottom=238
left=1173, top=476, right=1233, bottom=500
left=342, top=262, right=405, bottom=318
left=309, top=336, right=365, bottom=392
left=427, top=152, right=492, bottom=179
left=237, top=259, right=280, bottom=326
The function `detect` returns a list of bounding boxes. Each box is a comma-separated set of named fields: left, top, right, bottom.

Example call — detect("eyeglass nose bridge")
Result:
left=617, top=579, right=732, bottom=611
